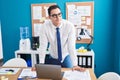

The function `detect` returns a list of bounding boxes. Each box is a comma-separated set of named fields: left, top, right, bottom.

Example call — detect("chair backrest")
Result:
left=97, top=72, right=120, bottom=80
left=3, top=58, right=27, bottom=67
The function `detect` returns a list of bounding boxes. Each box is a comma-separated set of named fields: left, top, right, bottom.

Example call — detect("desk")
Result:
left=15, top=50, right=94, bottom=69
left=15, top=50, right=50, bottom=67
left=15, top=50, right=40, bottom=67
left=0, top=67, right=97, bottom=80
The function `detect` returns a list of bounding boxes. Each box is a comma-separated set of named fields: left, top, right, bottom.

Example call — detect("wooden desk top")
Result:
left=0, top=67, right=97, bottom=80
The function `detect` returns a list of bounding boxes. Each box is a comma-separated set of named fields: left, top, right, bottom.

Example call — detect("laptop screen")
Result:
left=35, top=64, right=62, bottom=80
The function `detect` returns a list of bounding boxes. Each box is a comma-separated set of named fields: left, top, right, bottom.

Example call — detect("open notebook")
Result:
left=18, top=68, right=36, bottom=80
left=63, top=69, right=91, bottom=80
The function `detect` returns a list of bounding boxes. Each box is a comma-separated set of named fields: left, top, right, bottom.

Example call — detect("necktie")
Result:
left=56, top=28, right=62, bottom=62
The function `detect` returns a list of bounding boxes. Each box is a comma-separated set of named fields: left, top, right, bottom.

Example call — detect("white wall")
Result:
left=0, top=21, right=3, bottom=59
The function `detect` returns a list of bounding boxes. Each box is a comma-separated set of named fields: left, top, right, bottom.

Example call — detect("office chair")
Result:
left=3, top=58, right=27, bottom=67
left=97, top=72, right=120, bottom=80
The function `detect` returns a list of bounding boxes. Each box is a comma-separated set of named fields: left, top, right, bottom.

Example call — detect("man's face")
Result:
left=49, top=8, right=62, bottom=27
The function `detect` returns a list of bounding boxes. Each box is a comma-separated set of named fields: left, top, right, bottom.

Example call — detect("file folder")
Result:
left=77, top=55, right=92, bottom=68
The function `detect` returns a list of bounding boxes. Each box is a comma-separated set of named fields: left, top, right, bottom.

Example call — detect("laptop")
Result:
left=35, top=64, right=63, bottom=80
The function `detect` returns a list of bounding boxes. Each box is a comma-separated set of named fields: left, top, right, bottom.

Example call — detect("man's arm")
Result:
left=67, top=23, right=77, bottom=66
left=67, top=22, right=86, bottom=71
left=39, top=25, right=48, bottom=63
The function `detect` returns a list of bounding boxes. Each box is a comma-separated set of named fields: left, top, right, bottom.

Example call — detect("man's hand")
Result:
left=31, top=67, right=36, bottom=71
left=72, top=66, right=86, bottom=72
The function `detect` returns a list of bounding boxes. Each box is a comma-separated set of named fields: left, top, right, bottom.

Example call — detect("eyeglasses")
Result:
left=50, top=12, right=62, bottom=18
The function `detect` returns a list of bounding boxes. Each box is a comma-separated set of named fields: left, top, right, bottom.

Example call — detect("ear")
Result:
left=49, top=16, right=52, bottom=20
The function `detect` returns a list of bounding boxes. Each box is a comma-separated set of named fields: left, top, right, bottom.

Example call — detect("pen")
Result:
left=5, top=69, right=14, bottom=72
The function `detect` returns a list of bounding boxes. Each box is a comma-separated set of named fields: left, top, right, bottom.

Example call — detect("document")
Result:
left=33, top=6, right=42, bottom=19
left=18, top=68, right=36, bottom=79
left=63, top=70, right=91, bottom=80
left=0, top=68, right=20, bottom=75
left=34, top=23, right=42, bottom=36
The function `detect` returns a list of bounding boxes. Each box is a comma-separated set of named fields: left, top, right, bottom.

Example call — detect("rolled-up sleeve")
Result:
left=67, top=23, right=77, bottom=66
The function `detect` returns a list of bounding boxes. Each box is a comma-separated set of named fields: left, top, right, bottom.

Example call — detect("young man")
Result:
left=39, top=5, right=85, bottom=71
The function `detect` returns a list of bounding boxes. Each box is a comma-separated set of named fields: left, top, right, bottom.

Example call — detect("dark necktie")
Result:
left=56, top=28, right=62, bottom=62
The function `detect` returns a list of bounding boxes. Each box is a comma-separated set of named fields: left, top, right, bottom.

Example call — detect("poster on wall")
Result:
left=0, top=21, right=3, bottom=59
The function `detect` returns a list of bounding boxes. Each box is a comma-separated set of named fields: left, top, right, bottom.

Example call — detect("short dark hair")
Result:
left=48, top=5, right=61, bottom=16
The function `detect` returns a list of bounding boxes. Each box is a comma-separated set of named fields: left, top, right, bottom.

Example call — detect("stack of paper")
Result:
left=63, top=70, right=91, bottom=80
left=0, top=68, right=20, bottom=75
left=18, top=68, right=36, bottom=80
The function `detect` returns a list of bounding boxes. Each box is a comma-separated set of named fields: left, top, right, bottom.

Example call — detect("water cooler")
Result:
left=19, top=27, right=31, bottom=51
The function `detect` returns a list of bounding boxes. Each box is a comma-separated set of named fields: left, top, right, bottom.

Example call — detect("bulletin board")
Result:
left=66, top=2, right=94, bottom=43
left=31, top=3, right=56, bottom=36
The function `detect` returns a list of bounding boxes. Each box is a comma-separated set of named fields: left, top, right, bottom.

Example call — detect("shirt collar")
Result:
left=50, top=20, right=63, bottom=29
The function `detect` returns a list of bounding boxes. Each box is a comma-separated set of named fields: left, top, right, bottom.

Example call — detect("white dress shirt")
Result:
left=39, top=19, right=77, bottom=66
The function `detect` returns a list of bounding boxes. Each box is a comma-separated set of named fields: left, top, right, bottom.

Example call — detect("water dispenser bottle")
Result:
left=19, top=27, right=31, bottom=51
left=20, top=27, right=29, bottom=39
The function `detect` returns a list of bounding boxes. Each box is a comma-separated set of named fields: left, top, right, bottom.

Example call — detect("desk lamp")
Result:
left=80, top=28, right=85, bottom=35
left=77, top=28, right=86, bottom=40
left=85, top=29, right=93, bottom=51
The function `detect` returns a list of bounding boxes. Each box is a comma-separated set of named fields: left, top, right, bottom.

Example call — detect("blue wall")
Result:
left=114, top=0, right=120, bottom=74
left=0, top=0, right=119, bottom=77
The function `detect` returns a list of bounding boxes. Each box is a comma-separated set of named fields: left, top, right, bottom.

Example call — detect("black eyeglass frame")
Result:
left=50, top=12, right=62, bottom=18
